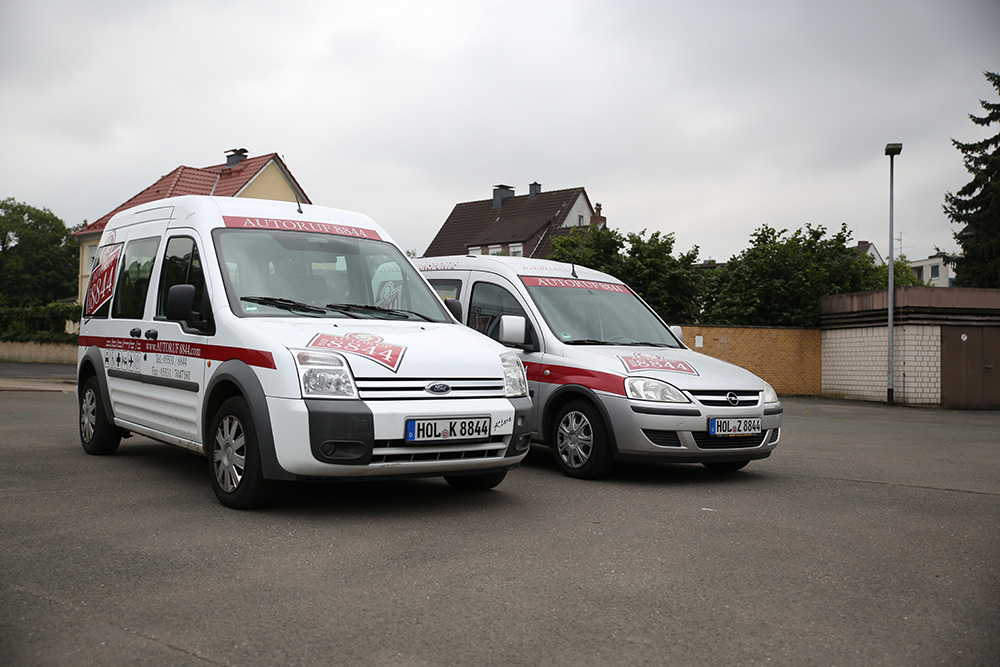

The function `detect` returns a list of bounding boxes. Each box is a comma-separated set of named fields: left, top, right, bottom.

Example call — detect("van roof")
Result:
left=414, top=254, right=623, bottom=285
left=101, top=195, right=393, bottom=245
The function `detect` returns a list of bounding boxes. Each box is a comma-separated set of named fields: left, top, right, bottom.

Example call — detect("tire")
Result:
left=208, top=396, right=273, bottom=509
left=444, top=469, right=507, bottom=491
left=79, top=376, right=121, bottom=455
left=551, top=399, right=613, bottom=479
left=702, top=460, right=750, bottom=472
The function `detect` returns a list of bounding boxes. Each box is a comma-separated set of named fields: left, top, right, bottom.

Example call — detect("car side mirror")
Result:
left=670, top=325, right=684, bottom=344
left=166, top=284, right=212, bottom=332
left=444, top=297, right=463, bottom=322
left=499, top=315, right=526, bottom=347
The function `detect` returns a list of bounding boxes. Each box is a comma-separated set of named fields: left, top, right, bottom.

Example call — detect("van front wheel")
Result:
left=552, top=400, right=613, bottom=479
left=209, top=397, right=273, bottom=509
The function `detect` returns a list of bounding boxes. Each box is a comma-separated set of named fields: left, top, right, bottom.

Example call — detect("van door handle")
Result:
left=986, top=364, right=994, bottom=371
left=130, top=328, right=142, bottom=338
left=144, top=329, right=159, bottom=340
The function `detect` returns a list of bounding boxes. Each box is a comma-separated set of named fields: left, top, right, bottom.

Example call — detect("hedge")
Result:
left=0, top=303, right=81, bottom=344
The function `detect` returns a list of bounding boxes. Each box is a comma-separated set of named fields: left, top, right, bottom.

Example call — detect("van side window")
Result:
left=468, top=282, right=528, bottom=342
left=156, top=236, right=207, bottom=319
left=111, top=238, right=160, bottom=320
left=428, top=279, right=462, bottom=300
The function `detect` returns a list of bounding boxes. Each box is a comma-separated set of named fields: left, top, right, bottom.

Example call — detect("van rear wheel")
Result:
left=79, top=376, right=121, bottom=455
left=209, top=397, right=273, bottom=509
left=552, top=400, right=613, bottom=479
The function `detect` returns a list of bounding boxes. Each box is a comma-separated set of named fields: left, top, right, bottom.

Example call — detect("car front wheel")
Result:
left=552, top=400, right=613, bottom=479
left=209, top=397, right=273, bottom=509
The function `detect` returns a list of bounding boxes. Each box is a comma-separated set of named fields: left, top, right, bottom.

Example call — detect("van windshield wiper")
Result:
left=619, top=341, right=677, bottom=347
left=564, top=339, right=618, bottom=345
left=240, top=296, right=337, bottom=316
left=326, top=302, right=435, bottom=322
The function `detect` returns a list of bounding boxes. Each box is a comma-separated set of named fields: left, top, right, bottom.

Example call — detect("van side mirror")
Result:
left=670, top=325, right=684, bottom=344
left=499, top=315, right=526, bottom=347
left=166, top=284, right=212, bottom=333
left=444, top=297, right=463, bottom=322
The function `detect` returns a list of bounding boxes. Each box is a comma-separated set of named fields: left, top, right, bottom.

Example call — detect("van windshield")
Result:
left=522, top=276, right=681, bottom=347
left=214, top=229, right=449, bottom=322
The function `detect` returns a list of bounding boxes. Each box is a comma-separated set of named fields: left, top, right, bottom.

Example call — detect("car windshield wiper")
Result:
left=240, top=296, right=335, bottom=316
left=325, top=302, right=435, bottom=322
left=564, top=338, right=619, bottom=345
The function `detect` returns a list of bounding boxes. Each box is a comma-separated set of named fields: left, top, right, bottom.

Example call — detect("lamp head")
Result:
left=885, top=143, right=902, bottom=156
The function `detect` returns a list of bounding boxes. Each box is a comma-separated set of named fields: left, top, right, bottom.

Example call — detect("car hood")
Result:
left=563, top=344, right=767, bottom=390
left=248, top=319, right=510, bottom=378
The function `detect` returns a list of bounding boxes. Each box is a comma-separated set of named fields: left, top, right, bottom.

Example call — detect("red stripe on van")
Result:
left=523, top=361, right=626, bottom=397
left=78, top=336, right=276, bottom=370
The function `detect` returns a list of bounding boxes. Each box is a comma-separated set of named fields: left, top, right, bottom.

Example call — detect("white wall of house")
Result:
left=908, top=256, right=953, bottom=287
left=560, top=193, right=592, bottom=228
left=822, top=324, right=941, bottom=404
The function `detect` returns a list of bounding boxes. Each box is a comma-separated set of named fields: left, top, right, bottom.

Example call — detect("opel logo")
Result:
left=726, top=391, right=740, bottom=406
left=425, top=382, right=451, bottom=395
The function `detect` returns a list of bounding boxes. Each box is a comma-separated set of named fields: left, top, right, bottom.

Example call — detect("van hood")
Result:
left=565, top=344, right=767, bottom=390
left=247, top=319, right=510, bottom=378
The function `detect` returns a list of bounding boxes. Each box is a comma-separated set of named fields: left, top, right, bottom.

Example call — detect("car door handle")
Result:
left=986, top=364, right=994, bottom=371
left=130, top=328, right=142, bottom=338
left=144, top=329, right=159, bottom=340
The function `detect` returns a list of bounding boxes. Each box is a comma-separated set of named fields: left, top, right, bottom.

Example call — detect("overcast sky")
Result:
left=2, top=0, right=997, bottom=263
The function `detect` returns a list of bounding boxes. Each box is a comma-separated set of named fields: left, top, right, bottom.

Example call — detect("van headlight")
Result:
left=293, top=350, right=358, bottom=399
left=625, top=377, right=690, bottom=403
left=501, top=352, right=528, bottom=398
left=763, top=382, right=779, bottom=403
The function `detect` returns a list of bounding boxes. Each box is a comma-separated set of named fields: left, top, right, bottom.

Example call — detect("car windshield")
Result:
left=213, top=228, right=450, bottom=322
left=522, top=276, right=681, bottom=347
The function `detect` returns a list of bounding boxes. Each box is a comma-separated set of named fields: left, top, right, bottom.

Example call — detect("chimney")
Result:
left=225, top=148, right=249, bottom=167
left=591, top=203, right=607, bottom=228
left=492, top=184, right=514, bottom=208
left=529, top=182, right=542, bottom=198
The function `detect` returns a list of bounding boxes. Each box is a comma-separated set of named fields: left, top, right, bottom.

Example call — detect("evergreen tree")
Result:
left=943, top=71, right=1000, bottom=288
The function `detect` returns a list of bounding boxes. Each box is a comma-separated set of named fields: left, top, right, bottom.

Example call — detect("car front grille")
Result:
left=355, top=377, right=506, bottom=401
left=370, top=437, right=507, bottom=464
left=687, top=389, right=761, bottom=408
left=692, top=430, right=771, bottom=449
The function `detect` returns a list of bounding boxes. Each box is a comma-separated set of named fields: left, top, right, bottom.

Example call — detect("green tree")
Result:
left=703, top=223, right=880, bottom=327
left=0, top=198, right=79, bottom=306
left=548, top=226, right=703, bottom=323
left=943, top=71, right=1000, bottom=287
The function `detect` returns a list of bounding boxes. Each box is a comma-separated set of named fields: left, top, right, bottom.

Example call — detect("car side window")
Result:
left=468, top=281, right=529, bottom=342
left=111, top=237, right=160, bottom=320
left=156, top=236, right=208, bottom=320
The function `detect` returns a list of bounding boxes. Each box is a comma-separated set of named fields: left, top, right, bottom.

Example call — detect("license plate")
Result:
left=709, top=417, right=761, bottom=436
left=406, top=417, right=491, bottom=442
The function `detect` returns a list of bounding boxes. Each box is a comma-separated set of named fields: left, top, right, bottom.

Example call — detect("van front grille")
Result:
left=356, top=377, right=506, bottom=401
left=370, top=437, right=507, bottom=464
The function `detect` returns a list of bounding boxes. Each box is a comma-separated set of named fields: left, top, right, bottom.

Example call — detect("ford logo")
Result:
left=425, top=382, right=451, bottom=395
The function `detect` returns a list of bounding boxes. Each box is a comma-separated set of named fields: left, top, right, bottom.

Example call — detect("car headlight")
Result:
left=625, top=377, right=690, bottom=403
left=763, top=382, right=778, bottom=403
left=500, top=352, right=528, bottom=398
left=293, top=349, right=358, bottom=399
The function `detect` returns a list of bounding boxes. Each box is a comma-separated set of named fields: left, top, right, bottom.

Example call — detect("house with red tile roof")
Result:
left=73, top=149, right=309, bottom=303
left=423, top=183, right=606, bottom=259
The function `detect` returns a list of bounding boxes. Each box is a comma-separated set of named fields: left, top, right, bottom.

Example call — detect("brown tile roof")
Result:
left=74, top=152, right=309, bottom=237
left=424, top=187, right=589, bottom=258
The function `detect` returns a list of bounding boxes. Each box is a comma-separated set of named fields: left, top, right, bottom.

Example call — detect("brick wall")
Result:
left=680, top=325, right=820, bottom=396
left=821, top=325, right=940, bottom=404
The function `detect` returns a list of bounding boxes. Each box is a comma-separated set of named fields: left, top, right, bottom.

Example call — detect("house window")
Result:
left=578, top=214, right=584, bottom=226
left=84, top=243, right=98, bottom=275
left=509, top=243, right=523, bottom=257
left=468, top=246, right=483, bottom=255
left=912, top=266, right=923, bottom=282
left=488, top=245, right=502, bottom=255
left=931, top=265, right=940, bottom=279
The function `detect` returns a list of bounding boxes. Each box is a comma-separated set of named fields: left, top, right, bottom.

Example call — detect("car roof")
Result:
left=415, top=254, right=623, bottom=285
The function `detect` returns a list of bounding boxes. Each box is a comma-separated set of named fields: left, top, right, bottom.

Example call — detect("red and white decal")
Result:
left=308, top=332, right=406, bottom=372
left=619, top=353, right=699, bottom=375
left=84, top=243, right=123, bottom=315
left=521, top=276, right=632, bottom=294
left=78, top=335, right=276, bottom=369
left=222, top=216, right=382, bottom=240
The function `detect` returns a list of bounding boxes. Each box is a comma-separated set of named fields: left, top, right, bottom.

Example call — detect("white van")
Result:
left=414, top=255, right=782, bottom=478
left=77, top=196, right=532, bottom=508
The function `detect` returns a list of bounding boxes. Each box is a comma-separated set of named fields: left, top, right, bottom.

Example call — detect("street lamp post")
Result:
left=885, top=143, right=902, bottom=406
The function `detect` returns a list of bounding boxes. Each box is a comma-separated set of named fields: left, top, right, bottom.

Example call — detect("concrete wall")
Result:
left=0, top=341, right=77, bottom=364
left=680, top=325, right=821, bottom=396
